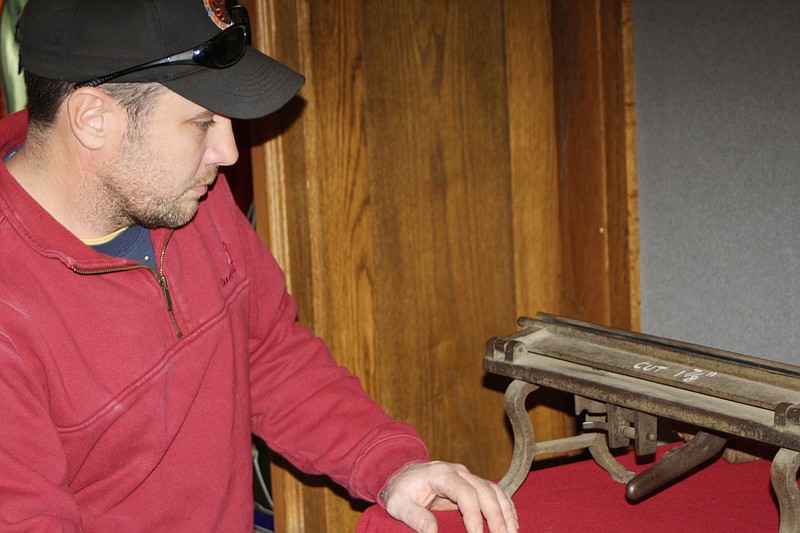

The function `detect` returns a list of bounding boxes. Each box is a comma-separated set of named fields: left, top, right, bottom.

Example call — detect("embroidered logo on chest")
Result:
left=219, top=242, right=238, bottom=287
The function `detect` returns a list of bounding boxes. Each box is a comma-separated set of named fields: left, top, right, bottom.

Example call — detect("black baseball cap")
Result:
left=16, top=0, right=305, bottom=119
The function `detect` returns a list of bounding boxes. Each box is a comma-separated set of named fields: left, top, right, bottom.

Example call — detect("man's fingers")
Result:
left=451, top=472, right=511, bottom=533
left=426, top=468, right=515, bottom=533
left=492, top=482, right=519, bottom=530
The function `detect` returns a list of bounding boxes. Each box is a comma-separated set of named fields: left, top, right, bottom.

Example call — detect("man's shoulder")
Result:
left=0, top=111, right=29, bottom=154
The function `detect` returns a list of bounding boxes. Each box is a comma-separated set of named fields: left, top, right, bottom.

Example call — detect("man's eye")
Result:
left=197, top=120, right=215, bottom=131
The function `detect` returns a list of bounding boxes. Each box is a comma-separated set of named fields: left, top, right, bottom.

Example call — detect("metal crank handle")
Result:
left=625, top=430, right=727, bottom=501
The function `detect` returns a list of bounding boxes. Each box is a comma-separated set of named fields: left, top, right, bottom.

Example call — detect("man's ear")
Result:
left=65, top=87, right=123, bottom=150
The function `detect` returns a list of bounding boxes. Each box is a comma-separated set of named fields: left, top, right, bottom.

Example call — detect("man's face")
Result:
left=96, top=90, right=239, bottom=229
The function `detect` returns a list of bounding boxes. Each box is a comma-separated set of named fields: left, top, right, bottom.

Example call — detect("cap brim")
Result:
left=161, top=47, right=305, bottom=120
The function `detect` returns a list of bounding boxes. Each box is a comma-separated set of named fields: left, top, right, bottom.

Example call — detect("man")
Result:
left=0, top=1, right=519, bottom=532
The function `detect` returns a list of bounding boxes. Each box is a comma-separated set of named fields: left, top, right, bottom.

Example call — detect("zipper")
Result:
left=156, top=230, right=182, bottom=338
left=73, top=229, right=183, bottom=339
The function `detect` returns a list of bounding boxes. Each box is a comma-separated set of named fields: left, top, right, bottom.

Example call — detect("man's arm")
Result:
left=219, top=180, right=517, bottom=529
left=246, top=283, right=432, bottom=500
left=0, top=333, right=83, bottom=532
left=212, top=177, right=430, bottom=499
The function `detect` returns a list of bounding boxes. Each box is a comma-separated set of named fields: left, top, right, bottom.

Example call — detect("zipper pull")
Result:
left=158, top=274, right=174, bottom=312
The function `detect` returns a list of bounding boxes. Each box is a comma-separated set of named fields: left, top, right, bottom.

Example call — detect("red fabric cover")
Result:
left=358, top=442, right=782, bottom=532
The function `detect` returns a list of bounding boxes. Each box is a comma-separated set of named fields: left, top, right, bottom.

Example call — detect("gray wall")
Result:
left=633, top=0, right=800, bottom=364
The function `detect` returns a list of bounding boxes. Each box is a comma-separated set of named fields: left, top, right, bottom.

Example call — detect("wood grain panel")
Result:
left=294, top=1, right=375, bottom=530
left=360, top=0, right=516, bottom=470
left=254, top=1, right=522, bottom=530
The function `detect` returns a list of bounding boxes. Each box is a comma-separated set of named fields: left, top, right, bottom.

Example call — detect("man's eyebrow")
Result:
left=189, top=109, right=216, bottom=120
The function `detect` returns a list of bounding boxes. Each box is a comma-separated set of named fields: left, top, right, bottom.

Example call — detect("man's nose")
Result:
left=205, top=116, right=239, bottom=167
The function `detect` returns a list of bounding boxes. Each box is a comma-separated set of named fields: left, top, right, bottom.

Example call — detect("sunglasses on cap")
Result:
left=73, top=2, right=251, bottom=89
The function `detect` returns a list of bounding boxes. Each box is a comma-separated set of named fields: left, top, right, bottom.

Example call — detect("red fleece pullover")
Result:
left=0, top=111, right=428, bottom=532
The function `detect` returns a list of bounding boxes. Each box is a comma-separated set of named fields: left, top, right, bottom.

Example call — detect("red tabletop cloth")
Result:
left=357, top=442, right=783, bottom=532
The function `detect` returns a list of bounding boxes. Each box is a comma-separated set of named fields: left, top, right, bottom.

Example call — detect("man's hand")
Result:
left=381, top=461, right=518, bottom=533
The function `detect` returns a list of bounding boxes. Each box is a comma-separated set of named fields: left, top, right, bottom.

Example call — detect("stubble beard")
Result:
left=96, top=143, right=219, bottom=231
left=130, top=165, right=218, bottom=229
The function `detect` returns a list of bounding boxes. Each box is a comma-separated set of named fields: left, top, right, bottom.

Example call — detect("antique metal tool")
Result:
left=484, top=313, right=800, bottom=533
